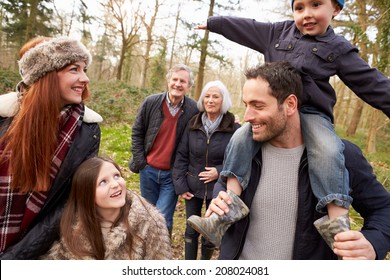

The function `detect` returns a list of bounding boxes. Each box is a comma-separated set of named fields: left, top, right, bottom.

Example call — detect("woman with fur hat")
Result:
left=0, top=36, right=102, bottom=259
left=42, top=156, right=172, bottom=260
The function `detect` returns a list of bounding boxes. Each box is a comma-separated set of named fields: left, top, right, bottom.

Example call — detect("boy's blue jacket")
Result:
left=207, top=17, right=390, bottom=121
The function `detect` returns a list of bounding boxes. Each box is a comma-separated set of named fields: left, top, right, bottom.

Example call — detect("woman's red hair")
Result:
left=19, top=36, right=50, bottom=58
left=0, top=36, right=91, bottom=192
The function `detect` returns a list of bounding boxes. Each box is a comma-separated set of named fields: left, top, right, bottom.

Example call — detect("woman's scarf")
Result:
left=0, top=103, right=84, bottom=253
left=201, top=112, right=223, bottom=137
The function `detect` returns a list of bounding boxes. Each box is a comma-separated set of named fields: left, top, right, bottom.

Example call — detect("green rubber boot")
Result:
left=314, top=214, right=350, bottom=250
left=187, top=190, right=249, bottom=247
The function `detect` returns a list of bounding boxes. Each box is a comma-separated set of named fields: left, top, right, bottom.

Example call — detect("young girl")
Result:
left=42, top=156, right=172, bottom=260
left=0, top=36, right=102, bottom=259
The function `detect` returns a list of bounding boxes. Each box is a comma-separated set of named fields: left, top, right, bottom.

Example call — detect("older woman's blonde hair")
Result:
left=197, top=80, right=232, bottom=114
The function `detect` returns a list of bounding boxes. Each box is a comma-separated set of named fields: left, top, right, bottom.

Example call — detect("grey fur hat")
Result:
left=18, top=37, right=92, bottom=86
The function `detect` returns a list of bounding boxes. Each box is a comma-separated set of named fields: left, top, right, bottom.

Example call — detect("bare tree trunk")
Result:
left=169, top=3, right=181, bottom=69
left=346, top=99, right=364, bottom=136
left=341, top=90, right=352, bottom=128
left=25, top=0, right=39, bottom=41
left=365, top=0, right=389, bottom=152
left=102, top=0, right=141, bottom=81
left=366, top=108, right=379, bottom=153
left=346, top=1, right=368, bottom=136
left=117, top=41, right=126, bottom=80
left=96, top=30, right=109, bottom=80
left=333, top=77, right=348, bottom=127
left=239, top=50, right=250, bottom=107
left=194, top=0, right=215, bottom=100
left=140, top=0, right=160, bottom=88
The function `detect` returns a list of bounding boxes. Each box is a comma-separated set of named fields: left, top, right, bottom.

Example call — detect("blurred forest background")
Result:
left=0, top=0, right=389, bottom=259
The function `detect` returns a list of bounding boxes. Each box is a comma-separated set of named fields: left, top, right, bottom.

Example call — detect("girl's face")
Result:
left=95, top=161, right=127, bottom=219
left=292, top=0, right=341, bottom=36
left=203, top=87, right=223, bottom=120
left=57, top=60, right=89, bottom=106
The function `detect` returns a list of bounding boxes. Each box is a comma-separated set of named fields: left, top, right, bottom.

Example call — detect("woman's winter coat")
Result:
left=0, top=92, right=102, bottom=259
left=172, top=111, right=240, bottom=200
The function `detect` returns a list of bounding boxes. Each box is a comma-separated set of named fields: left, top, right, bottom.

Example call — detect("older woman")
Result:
left=172, top=80, right=240, bottom=260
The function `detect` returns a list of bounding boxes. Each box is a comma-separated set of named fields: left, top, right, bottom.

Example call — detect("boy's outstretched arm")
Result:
left=195, top=23, right=207, bottom=30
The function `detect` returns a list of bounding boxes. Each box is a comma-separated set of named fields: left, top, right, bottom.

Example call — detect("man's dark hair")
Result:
left=245, top=61, right=302, bottom=106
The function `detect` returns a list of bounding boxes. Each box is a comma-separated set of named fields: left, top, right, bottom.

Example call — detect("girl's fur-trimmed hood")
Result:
left=0, top=92, right=102, bottom=123
left=42, top=190, right=172, bottom=260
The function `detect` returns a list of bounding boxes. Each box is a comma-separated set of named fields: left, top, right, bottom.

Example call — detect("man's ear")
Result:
left=285, top=94, right=298, bottom=116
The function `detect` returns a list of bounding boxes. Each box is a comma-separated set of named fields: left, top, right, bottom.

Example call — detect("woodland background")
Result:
left=0, top=0, right=389, bottom=260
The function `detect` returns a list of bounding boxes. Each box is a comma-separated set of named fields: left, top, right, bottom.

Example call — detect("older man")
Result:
left=129, top=64, right=198, bottom=235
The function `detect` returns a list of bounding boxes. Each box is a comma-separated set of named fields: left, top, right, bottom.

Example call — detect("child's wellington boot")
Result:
left=314, top=213, right=350, bottom=250
left=187, top=190, right=249, bottom=247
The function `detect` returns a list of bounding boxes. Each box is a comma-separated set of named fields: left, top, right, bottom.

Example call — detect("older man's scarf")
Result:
left=0, top=104, right=83, bottom=253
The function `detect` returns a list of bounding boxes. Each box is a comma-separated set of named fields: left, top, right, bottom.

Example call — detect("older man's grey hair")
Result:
left=197, top=80, right=232, bottom=114
left=166, top=64, right=195, bottom=87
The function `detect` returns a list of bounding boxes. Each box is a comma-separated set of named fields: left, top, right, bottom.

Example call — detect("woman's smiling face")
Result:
left=57, top=60, right=89, bottom=106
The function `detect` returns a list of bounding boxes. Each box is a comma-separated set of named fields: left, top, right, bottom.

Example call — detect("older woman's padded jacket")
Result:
left=172, top=111, right=240, bottom=200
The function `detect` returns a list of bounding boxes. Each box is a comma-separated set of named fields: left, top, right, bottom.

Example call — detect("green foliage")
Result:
left=336, top=128, right=390, bottom=191
left=99, top=123, right=140, bottom=191
left=86, top=80, right=154, bottom=125
left=149, top=37, right=168, bottom=91
left=0, top=69, right=20, bottom=92
left=1, top=0, right=58, bottom=47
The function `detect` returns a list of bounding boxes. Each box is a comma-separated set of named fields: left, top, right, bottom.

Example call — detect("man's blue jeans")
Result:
left=139, top=165, right=178, bottom=232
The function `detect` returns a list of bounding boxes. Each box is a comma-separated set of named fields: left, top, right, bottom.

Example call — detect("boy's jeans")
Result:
left=221, top=108, right=352, bottom=213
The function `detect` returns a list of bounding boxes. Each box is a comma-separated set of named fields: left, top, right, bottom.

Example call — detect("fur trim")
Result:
left=0, top=92, right=102, bottom=123
left=84, top=106, right=103, bottom=123
left=18, top=37, right=92, bottom=85
left=0, top=92, right=19, bottom=117
left=42, top=190, right=172, bottom=260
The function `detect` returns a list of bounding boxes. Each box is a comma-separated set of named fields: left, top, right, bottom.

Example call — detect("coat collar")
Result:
left=190, top=111, right=236, bottom=132
left=0, top=92, right=103, bottom=123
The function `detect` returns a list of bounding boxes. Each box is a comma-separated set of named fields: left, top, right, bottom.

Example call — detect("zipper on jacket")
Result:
left=204, top=136, right=210, bottom=201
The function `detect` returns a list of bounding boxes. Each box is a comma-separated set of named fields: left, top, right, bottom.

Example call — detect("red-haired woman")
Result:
left=0, top=36, right=102, bottom=259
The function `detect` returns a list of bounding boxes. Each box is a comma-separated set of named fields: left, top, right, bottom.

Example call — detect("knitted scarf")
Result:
left=201, top=112, right=223, bottom=137
left=0, top=103, right=83, bottom=253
